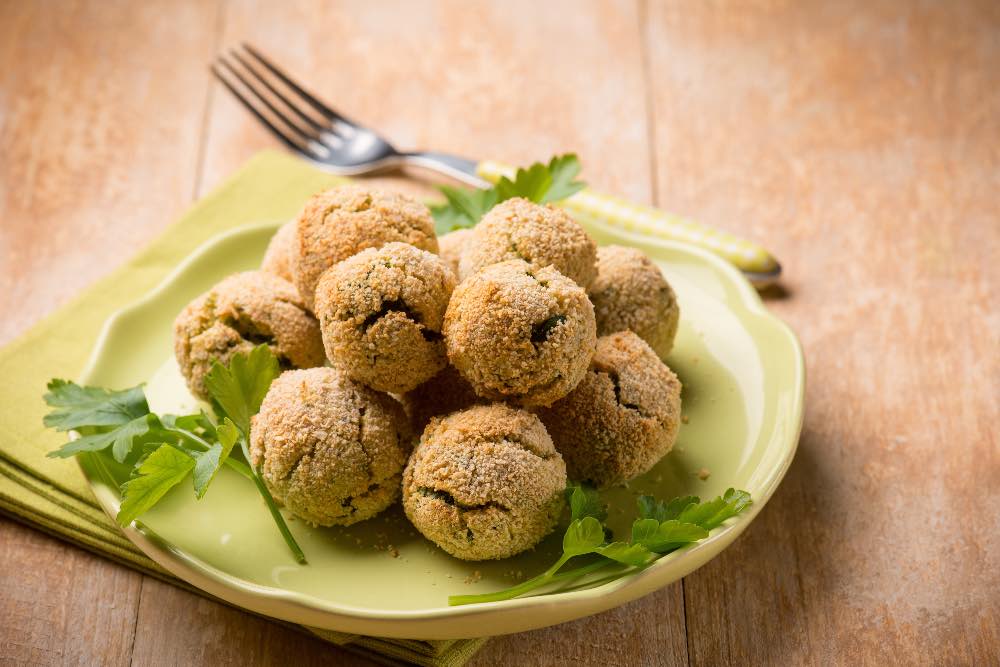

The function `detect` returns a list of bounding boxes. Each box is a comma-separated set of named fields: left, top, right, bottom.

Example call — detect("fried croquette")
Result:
left=537, top=331, right=682, bottom=488
left=293, top=185, right=438, bottom=308
left=444, top=260, right=596, bottom=407
left=173, top=271, right=325, bottom=400
left=250, top=367, right=412, bottom=526
left=459, top=198, right=597, bottom=288
left=260, top=221, right=297, bottom=283
left=437, top=228, right=472, bottom=276
left=314, top=242, right=456, bottom=394
left=589, top=245, right=680, bottom=358
left=402, top=404, right=566, bottom=560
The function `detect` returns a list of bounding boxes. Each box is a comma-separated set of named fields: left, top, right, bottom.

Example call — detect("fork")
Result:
left=212, top=44, right=781, bottom=285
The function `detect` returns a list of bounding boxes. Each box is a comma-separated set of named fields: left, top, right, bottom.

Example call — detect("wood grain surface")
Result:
left=1, top=1, right=997, bottom=666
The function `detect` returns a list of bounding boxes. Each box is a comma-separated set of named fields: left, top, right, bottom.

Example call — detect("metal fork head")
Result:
left=212, top=44, right=401, bottom=174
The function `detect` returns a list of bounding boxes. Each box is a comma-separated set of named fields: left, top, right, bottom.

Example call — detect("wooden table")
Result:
left=2, top=1, right=997, bottom=665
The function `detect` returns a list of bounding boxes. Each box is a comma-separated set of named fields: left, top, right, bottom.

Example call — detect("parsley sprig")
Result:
left=448, top=485, right=752, bottom=605
left=43, top=345, right=307, bottom=563
left=431, top=154, right=586, bottom=233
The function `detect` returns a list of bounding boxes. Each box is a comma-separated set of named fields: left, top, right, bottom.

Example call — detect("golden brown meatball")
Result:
left=400, top=364, right=484, bottom=432
left=537, top=331, right=682, bottom=488
left=250, top=367, right=412, bottom=526
left=173, top=271, right=325, bottom=401
left=402, top=404, right=566, bottom=560
left=444, top=259, right=596, bottom=407
left=589, top=245, right=680, bottom=358
left=314, top=242, right=456, bottom=394
left=459, top=198, right=598, bottom=288
left=438, top=228, right=472, bottom=275
left=293, top=185, right=438, bottom=308
left=260, top=221, right=297, bottom=283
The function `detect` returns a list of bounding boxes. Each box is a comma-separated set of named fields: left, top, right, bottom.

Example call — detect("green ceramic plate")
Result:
left=77, top=220, right=803, bottom=639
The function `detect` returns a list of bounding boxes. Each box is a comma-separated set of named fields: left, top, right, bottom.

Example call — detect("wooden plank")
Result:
left=644, top=1, right=1000, bottom=664
left=129, top=578, right=374, bottom=666
left=469, top=585, right=687, bottom=667
left=0, top=518, right=142, bottom=666
left=0, top=0, right=222, bottom=346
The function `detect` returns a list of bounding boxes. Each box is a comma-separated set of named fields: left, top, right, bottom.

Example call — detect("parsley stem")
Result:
left=449, top=553, right=580, bottom=605
left=165, top=427, right=253, bottom=480
left=222, top=457, right=253, bottom=481
left=545, top=558, right=613, bottom=584
left=240, top=439, right=307, bottom=564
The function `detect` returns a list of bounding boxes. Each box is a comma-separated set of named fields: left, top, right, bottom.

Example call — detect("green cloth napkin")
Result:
left=0, top=150, right=487, bottom=667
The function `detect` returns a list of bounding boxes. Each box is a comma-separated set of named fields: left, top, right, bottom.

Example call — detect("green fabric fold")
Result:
left=0, top=150, right=485, bottom=667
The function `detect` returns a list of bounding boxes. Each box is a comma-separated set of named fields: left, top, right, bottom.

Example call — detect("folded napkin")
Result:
left=0, top=150, right=486, bottom=667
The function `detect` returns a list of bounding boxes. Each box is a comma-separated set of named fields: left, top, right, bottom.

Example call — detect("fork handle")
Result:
left=399, top=152, right=489, bottom=188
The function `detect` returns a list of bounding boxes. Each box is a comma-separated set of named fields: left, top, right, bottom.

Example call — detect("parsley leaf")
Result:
left=679, top=488, right=753, bottom=530
left=563, top=517, right=606, bottom=556
left=117, top=445, right=195, bottom=526
left=430, top=154, right=586, bottom=233
left=495, top=162, right=552, bottom=203
left=204, top=344, right=279, bottom=435
left=596, top=541, right=654, bottom=566
left=432, top=186, right=499, bottom=234
left=449, top=486, right=753, bottom=606
left=47, top=413, right=160, bottom=463
left=43, top=380, right=161, bottom=463
left=44, top=346, right=306, bottom=563
left=191, top=418, right=238, bottom=498
left=631, top=518, right=709, bottom=553
left=567, top=484, right=607, bottom=522
left=540, top=154, right=586, bottom=203
left=637, top=494, right=700, bottom=522
left=43, top=380, right=148, bottom=430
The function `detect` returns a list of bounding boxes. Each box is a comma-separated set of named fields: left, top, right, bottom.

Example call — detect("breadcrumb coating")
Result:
left=293, top=185, right=438, bottom=309
left=173, top=271, right=325, bottom=401
left=314, top=242, right=456, bottom=394
left=402, top=404, right=566, bottom=560
left=260, top=221, right=297, bottom=283
left=250, top=367, right=412, bottom=526
left=400, top=364, right=484, bottom=432
left=438, top=228, right=472, bottom=275
left=444, top=260, right=596, bottom=407
left=538, top=331, right=682, bottom=488
left=589, top=245, right=680, bottom=358
left=459, top=198, right=598, bottom=288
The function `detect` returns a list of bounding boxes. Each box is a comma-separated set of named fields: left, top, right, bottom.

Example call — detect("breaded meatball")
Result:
left=444, top=260, right=596, bottom=407
left=401, top=364, right=484, bottom=432
left=314, top=242, right=456, bottom=394
left=402, top=404, right=566, bottom=560
left=173, top=271, right=325, bottom=401
left=293, top=185, right=438, bottom=308
left=260, top=221, right=297, bottom=283
left=538, top=331, right=682, bottom=488
left=459, top=198, right=597, bottom=288
left=589, top=245, right=680, bottom=358
left=437, top=228, right=471, bottom=275
left=250, top=367, right=412, bottom=526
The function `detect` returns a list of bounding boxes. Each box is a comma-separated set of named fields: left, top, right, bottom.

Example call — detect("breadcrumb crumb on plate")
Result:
left=76, top=219, right=803, bottom=640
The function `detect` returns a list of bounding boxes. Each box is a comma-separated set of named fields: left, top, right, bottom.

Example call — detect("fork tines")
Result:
left=212, top=44, right=353, bottom=158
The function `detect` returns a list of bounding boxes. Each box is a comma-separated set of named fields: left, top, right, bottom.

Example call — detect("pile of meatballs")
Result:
left=173, top=186, right=682, bottom=561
